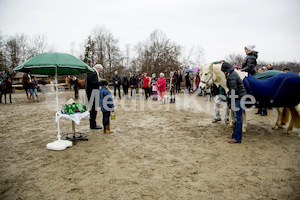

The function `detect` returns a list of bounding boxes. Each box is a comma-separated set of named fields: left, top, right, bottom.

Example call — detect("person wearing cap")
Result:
left=221, top=62, right=247, bottom=143
left=241, top=45, right=258, bottom=75
left=86, top=64, right=103, bottom=129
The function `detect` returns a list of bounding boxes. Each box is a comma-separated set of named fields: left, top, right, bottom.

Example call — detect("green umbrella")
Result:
left=14, top=52, right=94, bottom=75
left=14, top=52, right=94, bottom=150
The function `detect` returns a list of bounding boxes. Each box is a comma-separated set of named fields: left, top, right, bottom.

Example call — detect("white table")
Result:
left=56, top=111, right=90, bottom=144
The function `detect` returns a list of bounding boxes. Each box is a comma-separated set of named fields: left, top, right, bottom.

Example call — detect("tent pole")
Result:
left=55, top=65, right=61, bottom=141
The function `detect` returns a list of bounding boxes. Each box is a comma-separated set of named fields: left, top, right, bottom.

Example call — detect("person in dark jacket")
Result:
left=99, top=80, right=114, bottom=134
left=129, top=74, right=137, bottom=98
left=267, top=64, right=273, bottom=70
left=221, top=62, right=247, bottom=143
left=0, top=69, right=8, bottom=103
left=112, top=71, right=121, bottom=99
left=122, top=76, right=129, bottom=97
left=176, top=70, right=182, bottom=93
left=170, top=71, right=177, bottom=103
left=185, top=72, right=191, bottom=92
left=86, top=64, right=103, bottom=129
left=29, top=76, right=39, bottom=102
left=241, top=45, right=258, bottom=75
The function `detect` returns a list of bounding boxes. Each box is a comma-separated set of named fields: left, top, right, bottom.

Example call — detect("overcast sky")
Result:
left=0, top=0, right=300, bottom=64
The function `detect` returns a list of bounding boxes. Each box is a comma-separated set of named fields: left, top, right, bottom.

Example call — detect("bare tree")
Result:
left=225, top=53, right=244, bottom=66
left=83, top=27, right=123, bottom=80
left=181, top=45, right=205, bottom=70
left=133, top=29, right=181, bottom=76
left=0, top=32, right=7, bottom=70
left=124, top=44, right=131, bottom=70
left=5, top=34, right=28, bottom=75
left=83, top=35, right=96, bottom=67
left=28, top=34, right=48, bottom=58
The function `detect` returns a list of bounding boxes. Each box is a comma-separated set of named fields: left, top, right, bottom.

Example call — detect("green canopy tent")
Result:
left=14, top=52, right=94, bottom=150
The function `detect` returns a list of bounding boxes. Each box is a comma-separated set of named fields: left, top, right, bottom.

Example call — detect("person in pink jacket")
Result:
left=156, top=73, right=166, bottom=100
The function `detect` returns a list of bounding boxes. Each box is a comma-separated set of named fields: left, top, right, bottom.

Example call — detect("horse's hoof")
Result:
left=272, top=127, right=278, bottom=130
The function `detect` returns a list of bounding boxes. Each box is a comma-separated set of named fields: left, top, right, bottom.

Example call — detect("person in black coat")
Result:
left=112, top=71, right=121, bottom=99
left=86, top=64, right=103, bottom=129
left=176, top=70, right=182, bottom=93
left=241, top=45, right=258, bottom=75
left=221, top=62, right=247, bottom=143
left=129, top=74, right=138, bottom=98
left=185, top=72, right=191, bottom=92
left=122, top=76, right=129, bottom=97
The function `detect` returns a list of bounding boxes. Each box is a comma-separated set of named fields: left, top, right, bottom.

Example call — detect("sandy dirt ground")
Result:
left=0, top=88, right=300, bottom=200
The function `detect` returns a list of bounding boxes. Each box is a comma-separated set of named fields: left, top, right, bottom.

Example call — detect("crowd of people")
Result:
left=2, top=44, right=299, bottom=144
left=104, top=69, right=207, bottom=103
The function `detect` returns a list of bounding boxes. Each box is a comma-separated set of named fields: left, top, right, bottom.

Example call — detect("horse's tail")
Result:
left=290, top=106, right=300, bottom=129
left=282, top=107, right=291, bottom=125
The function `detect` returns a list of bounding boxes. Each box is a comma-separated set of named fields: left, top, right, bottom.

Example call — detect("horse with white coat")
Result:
left=199, top=63, right=300, bottom=137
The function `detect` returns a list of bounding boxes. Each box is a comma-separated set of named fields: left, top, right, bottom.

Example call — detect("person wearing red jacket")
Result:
left=142, top=72, right=150, bottom=99
left=156, top=73, right=166, bottom=101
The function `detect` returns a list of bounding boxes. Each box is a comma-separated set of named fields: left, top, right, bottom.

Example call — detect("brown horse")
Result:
left=22, top=73, right=31, bottom=99
left=1, top=78, right=13, bottom=104
left=68, top=77, right=86, bottom=89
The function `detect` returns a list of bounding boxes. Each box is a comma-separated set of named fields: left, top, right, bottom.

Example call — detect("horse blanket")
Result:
left=253, top=70, right=283, bottom=80
left=243, top=72, right=300, bottom=107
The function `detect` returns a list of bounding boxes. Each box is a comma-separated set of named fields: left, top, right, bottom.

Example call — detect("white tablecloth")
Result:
left=56, top=111, right=90, bottom=125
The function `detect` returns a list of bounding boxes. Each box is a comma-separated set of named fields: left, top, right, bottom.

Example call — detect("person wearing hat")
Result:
left=86, top=64, right=103, bottom=129
left=241, top=45, right=258, bottom=75
left=221, top=62, right=247, bottom=143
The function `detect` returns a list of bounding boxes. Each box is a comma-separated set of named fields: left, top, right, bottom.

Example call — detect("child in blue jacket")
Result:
left=99, top=80, right=114, bottom=133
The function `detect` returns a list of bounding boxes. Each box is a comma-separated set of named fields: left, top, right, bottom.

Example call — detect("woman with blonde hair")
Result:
left=156, top=73, right=166, bottom=101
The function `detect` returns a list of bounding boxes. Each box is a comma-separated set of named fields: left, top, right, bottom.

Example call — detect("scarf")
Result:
left=93, top=67, right=101, bottom=81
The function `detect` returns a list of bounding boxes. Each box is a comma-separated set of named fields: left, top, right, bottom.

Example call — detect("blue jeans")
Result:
left=30, top=88, right=38, bottom=98
left=102, top=111, right=110, bottom=126
left=232, top=100, right=243, bottom=142
left=131, top=85, right=137, bottom=98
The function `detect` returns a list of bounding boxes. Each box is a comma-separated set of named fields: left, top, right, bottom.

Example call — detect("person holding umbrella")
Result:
left=185, top=72, right=191, bottom=93
left=86, top=64, right=103, bottom=129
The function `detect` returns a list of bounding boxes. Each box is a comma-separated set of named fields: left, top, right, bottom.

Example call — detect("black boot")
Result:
left=90, top=119, right=102, bottom=129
